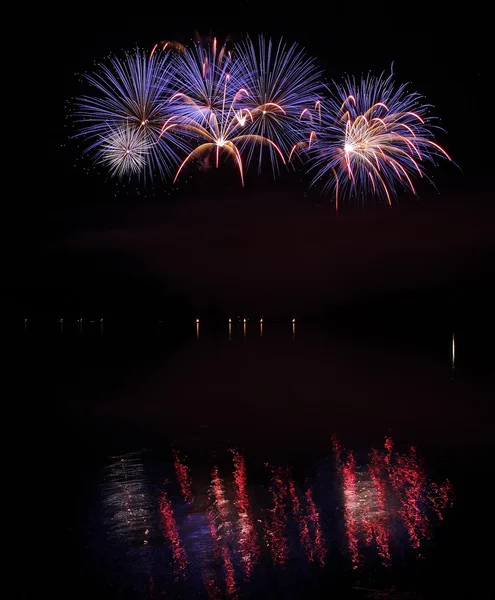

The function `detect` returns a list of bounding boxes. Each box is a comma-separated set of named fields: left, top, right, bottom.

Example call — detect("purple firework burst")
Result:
left=233, top=35, right=324, bottom=175
left=73, top=48, right=190, bottom=181
left=301, top=70, right=453, bottom=211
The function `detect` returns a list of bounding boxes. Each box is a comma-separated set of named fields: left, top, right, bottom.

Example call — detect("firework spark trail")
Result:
left=342, top=452, right=361, bottom=568
left=169, top=37, right=286, bottom=185
left=428, top=479, right=455, bottom=520
left=341, top=460, right=388, bottom=564
left=208, top=466, right=237, bottom=597
left=230, top=449, right=259, bottom=578
left=211, top=466, right=231, bottom=525
left=265, top=464, right=290, bottom=565
left=304, top=70, right=452, bottom=209
left=206, top=504, right=220, bottom=548
left=288, top=483, right=327, bottom=567
left=159, top=488, right=188, bottom=578
left=150, top=39, right=187, bottom=60
left=332, top=434, right=344, bottom=473
left=97, top=122, right=151, bottom=178
left=288, top=101, right=321, bottom=162
left=100, top=439, right=455, bottom=593
left=221, top=546, right=237, bottom=597
left=287, top=477, right=314, bottom=563
left=384, top=437, right=394, bottom=464
left=304, top=488, right=327, bottom=567
left=386, top=444, right=429, bottom=550
left=205, top=506, right=224, bottom=595
left=74, top=41, right=454, bottom=197
left=173, top=449, right=194, bottom=503
left=169, top=37, right=236, bottom=125
left=234, top=35, right=323, bottom=174
left=368, top=449, right=392, bottom=566
left=73, top=48, right=189, bottom=181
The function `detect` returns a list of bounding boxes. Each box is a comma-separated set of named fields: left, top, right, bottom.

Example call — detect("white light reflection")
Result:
left=101, top=452, right=153, bottom=547
left=451, top=332, right=455, bottom=379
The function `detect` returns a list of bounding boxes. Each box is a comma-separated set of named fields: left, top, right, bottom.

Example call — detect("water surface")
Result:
left=17, top=317, right=494, bottom=599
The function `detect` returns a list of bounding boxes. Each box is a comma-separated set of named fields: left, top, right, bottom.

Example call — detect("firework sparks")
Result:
left=386, top=444, right=430, bottom=549
left=288, top=478, right=314, bottom=563
left=264, top=464, right=290, bottom=565
left=288, top=477, right=327, bottom=567
left=342, top=453, right=361, bottom=568
left=73, top=48, right=188, bottom=181
left=234, top=35, right=323, bottom=174
left=304, top=488, right=327, bottom=566
left=231, top=449, right=259, bottom=578
left=73, top=39, right=455, bottom=198
left=96, top=122, right=150, bottom=179
left=428, top=478, right=455, bottom=520
left=169, top=38, right=286, bottom=185
left=305, top=69, right=453, bottom=210
left=208, top=466, right=237, bottom=596
left=97, top=438, right=455, bottom=595
left=368, top=448, right=392, bottom=565
left=159, top=487, right=188, bottom=578
left=173, top=448, right=194, bottom=503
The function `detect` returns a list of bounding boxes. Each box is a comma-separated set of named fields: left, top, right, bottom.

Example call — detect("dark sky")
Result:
left=7, top=4, right=493, bottom=322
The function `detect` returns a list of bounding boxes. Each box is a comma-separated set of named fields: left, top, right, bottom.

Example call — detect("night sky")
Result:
left=7, top=5, right=493, bottom=326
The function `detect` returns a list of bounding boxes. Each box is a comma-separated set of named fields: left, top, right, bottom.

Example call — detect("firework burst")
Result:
left=169, top=38, right=286, bottom=186
left=304, top=70, right=452, bottom=211
left=169, top=37, right=237, bottom=125
left=234, top=35, right=324, bottom=174
left=73, top=48, right=188, bottom=181
left=97, top=122, right=151, bottom=179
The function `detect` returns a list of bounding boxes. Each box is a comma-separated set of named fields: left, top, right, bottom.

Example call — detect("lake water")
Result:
left=17, top=316, right=494, bottom=599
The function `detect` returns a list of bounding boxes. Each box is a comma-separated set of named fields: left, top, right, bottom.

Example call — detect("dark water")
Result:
left=16, top=317, right=494, bottom=599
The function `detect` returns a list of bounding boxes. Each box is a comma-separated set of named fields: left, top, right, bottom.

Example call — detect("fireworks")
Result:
left=96, top=122, right=151, bottom=179
left=304, top=70, right=452, bottom=210
left=233, top=35, right=324, bottom=174
left=169, top=37, right=286, bottom=185
left=72, top=39, right=454, bottom=204
left=73, top=48, right=189, bottom=181
left=169, top=37, right=237, bottom=127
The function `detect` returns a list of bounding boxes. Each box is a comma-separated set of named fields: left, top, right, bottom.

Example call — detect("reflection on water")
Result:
left=102, top=452, right=152, bottom=547
left=90, top=436, right=453, bottom=598
left=19, top=318, right=493, bottom=597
